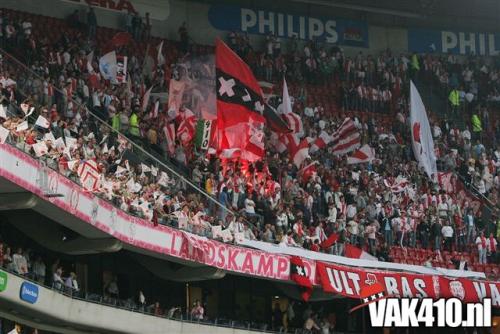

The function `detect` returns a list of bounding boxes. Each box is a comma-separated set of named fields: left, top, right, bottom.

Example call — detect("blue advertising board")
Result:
left=20, top=281, right=39, bottom=304
left=408, top=29, right=500, bottom=56
left=208, top=5, right=369, bottom=48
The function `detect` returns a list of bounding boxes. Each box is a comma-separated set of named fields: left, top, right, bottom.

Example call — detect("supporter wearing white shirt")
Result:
left=346, top=204, right=357, bottom=220
left=476, top=232, right=488, bottom=264
left=437, top=201, right=448, bottom=219
left=276, top=209, right=288, bottom=231
left=244, top=198, right=256, bottom=214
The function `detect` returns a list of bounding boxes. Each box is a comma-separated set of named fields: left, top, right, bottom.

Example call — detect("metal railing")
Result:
left=0, top=266, right=302, bottom=333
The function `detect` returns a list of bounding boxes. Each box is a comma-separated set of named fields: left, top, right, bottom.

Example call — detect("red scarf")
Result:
left=481, top=236, right=487, bottom=249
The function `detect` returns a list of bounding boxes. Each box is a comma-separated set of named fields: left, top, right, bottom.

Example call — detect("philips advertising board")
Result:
left=208, top=5, right=368, bottom=48
left=20, top=281, right=39, bottom=304
left=408, top=29, right=500, bottom=56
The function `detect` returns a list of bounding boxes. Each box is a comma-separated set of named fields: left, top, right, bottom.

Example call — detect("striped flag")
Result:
left=347, top=144, right=375, bottom=164
left=345, top=244, right=378, bottom=261
left=282, top=112, right=303, bottom=136
left=310, top=130, right=332, bottom=153
left=331, top=118, right=361, bottom=155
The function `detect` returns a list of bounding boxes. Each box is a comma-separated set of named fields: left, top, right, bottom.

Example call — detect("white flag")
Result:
left=157, top=41, right=165, bottom=65
left=16, top=121, right=28, bottom=132
left=35, top=115, right=50, bottom=129
left=410, top=81, right=437, bottom=180
left=87, top=51, right=94, bottom=74
left=99, top=51, right=117, bottom=81
left=102, top=143, right=109, bottom=154
left=0, top=126, right=9, bottom=144
left=115, top=166, right=127, bottom=176
left=65, top=136, right=77, bottom=149
left=43, top=132, right=56, bottom=143
left=32, top=141, right=48, bottom=157
left=151, top=166, right=158, bottom=177
left=67, top=160, right=78, bottom=171
left=54, top=137, right=66, bottom=150
left=142, top=86, right=152, bottom=112
left=279, top=77, right=293, bottom=114
left=0, top=105, right=7, bottom=119
left=158, top=171, right=169, bottom=187
left=141, top=163, right=151, bottom=173
left=20, top=103, right=30, bottom=114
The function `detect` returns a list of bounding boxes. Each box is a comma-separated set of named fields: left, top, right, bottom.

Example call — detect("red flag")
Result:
left=286, top=133, right=309, bottom=168
left=347, top=144, right=375, bottom=164
left=110, top=32, right=132, bottom=49
left=298, top=161, right=317, bottom=184
left=331, top=118, right=361, bottom=155
left=320, top=233, right=339, bottom=249
left=216, top=39, right=266, bottom=161
left=344, top=244, right=378, bottom=261
left=290, top=256, right=312, bottom=302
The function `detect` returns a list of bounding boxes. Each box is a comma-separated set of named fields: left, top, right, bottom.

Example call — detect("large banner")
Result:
left=208, top=5, right=369, bottom=47
left=171, top=55, right=216, bottom=120
left=317, top=262, right=500, bottom=306
left=59, top=0, right=170, bottom=21
left=408, top=29, right=500, bottom=56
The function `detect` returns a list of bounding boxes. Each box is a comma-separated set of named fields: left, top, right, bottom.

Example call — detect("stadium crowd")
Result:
left=0, top=6, right=499, bottom=283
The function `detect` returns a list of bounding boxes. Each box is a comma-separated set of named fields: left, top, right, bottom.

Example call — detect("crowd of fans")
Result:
left=0, top=239, right=79, bottom=295
left=0, top=7, right=499, bottom=285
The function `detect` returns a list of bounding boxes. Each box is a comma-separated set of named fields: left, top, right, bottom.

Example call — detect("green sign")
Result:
left=0, top=271, right=7, bottom=292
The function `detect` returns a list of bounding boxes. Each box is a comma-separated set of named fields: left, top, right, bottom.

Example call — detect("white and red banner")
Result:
left=410, top=81, right=437, bottom=180
left=317, top=261, right=439, bottom=299
left=347, top=144, right=375, bottom=164
left=77, top=160, right=101, bottom=191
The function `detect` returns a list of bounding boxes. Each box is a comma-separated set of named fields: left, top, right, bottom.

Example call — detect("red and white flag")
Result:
left=331, top=118, right=361, bottom=155
left=35, top=115, right=50, bottom=129
left=282, top=112, right=303, bottom=136
left=310, top=130, right=332, bottom=153
left=287, top=133, right=309, bottom=167
left=77, top=160, right=101, bottom=192
left=347, top=144, right=375, bottom=164
left=177, top=108, right=197, bottom=145
left=298, top=161, right=317, bottom=184
left=290, top=256, right=313, bottom=301
left=163, top=123, right=176, bottom=155
left=216, top=39, right=266, bottom=161
left=344, top=244, right=378, bottom=261
left=383, top=175, right=409, bottom=193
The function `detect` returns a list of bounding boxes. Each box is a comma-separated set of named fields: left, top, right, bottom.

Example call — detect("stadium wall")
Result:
left=2, top=0, right=408, bottom=55
left=0, top=270, right=266, bottom=334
